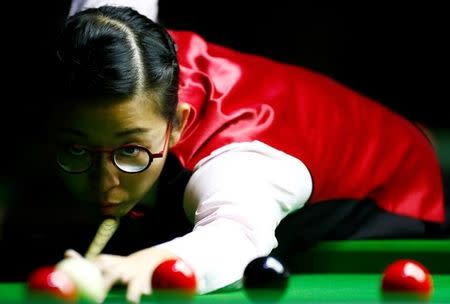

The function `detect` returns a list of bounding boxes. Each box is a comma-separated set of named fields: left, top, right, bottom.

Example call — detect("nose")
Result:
left=89, top=153, right=120, bottom=192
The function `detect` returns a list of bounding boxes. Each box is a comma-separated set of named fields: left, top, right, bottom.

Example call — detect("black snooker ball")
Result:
left=243, top=256, right=289, bottom=302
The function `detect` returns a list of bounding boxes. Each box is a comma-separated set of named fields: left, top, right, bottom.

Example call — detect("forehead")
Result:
left=55, top=97, right=166, bottom=142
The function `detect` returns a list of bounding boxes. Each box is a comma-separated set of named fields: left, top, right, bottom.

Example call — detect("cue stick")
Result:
left=84, top=217, right=120, bottom=260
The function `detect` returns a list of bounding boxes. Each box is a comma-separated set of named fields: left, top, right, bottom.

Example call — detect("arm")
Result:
left=157, top=140, right=313, bottom=293
left=68, top=0, right=159, bottom=21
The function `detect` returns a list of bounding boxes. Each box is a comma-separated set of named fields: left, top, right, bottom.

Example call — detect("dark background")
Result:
left=3, top=1, right=447, bottom=138
left=157, top=2, right=448, bottom=128
left=10, top=1, right=450, bottom=129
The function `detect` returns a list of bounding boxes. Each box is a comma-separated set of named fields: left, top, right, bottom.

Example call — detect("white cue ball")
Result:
left=56, top=257, right=105, bottom=303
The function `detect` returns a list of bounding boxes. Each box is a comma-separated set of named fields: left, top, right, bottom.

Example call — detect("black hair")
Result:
left=55, top=5, right=179, bottom=121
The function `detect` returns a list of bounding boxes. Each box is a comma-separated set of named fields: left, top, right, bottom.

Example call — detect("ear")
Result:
left=169, top=102, right=191, bottom=148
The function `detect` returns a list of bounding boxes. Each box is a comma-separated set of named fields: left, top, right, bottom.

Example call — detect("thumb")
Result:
left=64, top=249, right=83, bottom=259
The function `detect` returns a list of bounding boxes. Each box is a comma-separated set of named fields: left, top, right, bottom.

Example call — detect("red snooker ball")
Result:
left=151, top=258, right=197, bottom=296
left=381, top=259, right=433, bottom=295
left=27, top=265, right=77, bottom=301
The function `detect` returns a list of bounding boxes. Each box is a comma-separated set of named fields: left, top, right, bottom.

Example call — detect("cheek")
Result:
left=126, top=160, right=164, bottom=192
left=124, top=158, right=166, bottom=202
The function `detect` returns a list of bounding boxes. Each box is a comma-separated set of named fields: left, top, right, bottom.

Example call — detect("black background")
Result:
left=9, top=1, right=449, bottom=130
left=157, top=1, right=448, bottom=128
left=3, top=1, right=447, bottom=140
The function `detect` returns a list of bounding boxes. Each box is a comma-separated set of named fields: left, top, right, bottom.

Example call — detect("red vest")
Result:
left=168, top=30, right=445, bottom=223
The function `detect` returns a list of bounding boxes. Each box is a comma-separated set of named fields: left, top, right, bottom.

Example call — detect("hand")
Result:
left=92, top=247, right=179, bottom=303
left=62, top=249, right=107, bottom=303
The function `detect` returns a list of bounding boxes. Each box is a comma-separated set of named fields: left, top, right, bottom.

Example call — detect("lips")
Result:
left=100, top=202, right=120, bottom=215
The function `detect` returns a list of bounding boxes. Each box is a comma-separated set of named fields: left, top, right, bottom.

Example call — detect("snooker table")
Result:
left=0, top=240, right=449, bottom=303
left=1, top=273, right=449, bottom=303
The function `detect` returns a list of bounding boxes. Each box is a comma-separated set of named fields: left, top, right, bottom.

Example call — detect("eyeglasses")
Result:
left=56, top=122, right=172, bottom=174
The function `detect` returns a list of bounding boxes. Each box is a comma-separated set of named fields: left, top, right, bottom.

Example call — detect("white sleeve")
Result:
left=69, top=0, right=159, bottom=21
left=156, top=141, right=312, bottom=294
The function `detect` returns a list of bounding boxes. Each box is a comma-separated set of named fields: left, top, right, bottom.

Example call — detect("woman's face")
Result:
left=54, top=97, right=170, bottom=217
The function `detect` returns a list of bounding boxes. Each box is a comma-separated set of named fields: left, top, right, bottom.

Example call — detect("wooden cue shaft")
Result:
left=85, top=217, right=119, bottom=260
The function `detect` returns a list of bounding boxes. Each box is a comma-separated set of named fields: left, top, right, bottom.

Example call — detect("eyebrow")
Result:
left=114, top=128, right=152, bottom=137
left=58, top=127, right=153, bottom=138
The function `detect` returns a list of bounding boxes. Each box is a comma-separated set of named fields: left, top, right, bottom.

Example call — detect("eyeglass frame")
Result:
left=56, top=121, right=173, bottom=174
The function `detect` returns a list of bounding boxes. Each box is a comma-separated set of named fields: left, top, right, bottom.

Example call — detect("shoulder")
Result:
left=182, top=141, right=313, bottom=220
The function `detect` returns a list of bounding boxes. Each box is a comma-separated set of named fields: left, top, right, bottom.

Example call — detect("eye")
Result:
left=117, top=146, right=141, bottom=157
left=67, top=145, right=88, bottom=156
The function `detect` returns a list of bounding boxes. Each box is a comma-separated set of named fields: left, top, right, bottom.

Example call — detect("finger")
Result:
left=132, top=272, right=151, bottom=296
left=64, top=249, right=83, bottom=259
left=126, top=278, right=146, bottom=304
left=102, top=273, right=119, bottom=295
left=141, top=277, right=151, bottom=296
left=141, top=271, right=152, bottom=295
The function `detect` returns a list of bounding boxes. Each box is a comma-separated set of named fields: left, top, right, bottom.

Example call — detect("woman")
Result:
left=51, top=5, right=445, bottom=303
